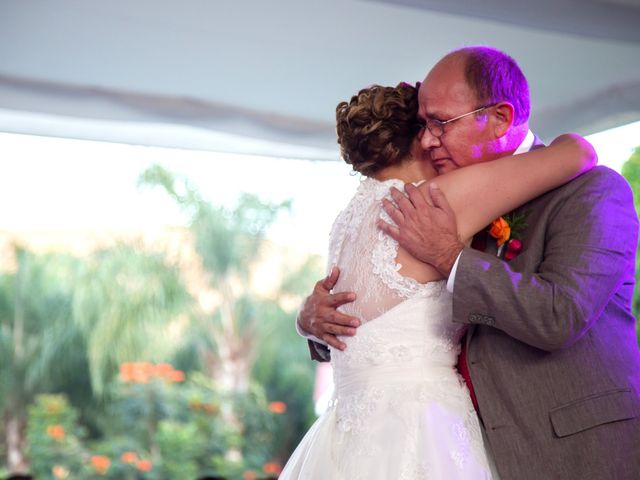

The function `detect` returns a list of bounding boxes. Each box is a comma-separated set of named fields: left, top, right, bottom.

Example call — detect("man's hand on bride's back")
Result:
left=297, top=266, right=360, bottom=351
left=378, top=182, right=463, bottom=277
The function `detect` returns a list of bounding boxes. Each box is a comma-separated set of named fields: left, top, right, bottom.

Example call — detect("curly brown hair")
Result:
left=336, top=83, right=421, bottom=177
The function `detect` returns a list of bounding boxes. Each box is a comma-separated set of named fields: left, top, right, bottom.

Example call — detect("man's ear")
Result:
left=491, top=102, right=515, bottom=138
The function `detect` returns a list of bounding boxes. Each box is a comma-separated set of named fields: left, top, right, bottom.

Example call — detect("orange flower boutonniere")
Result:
left=489, top=217, right=510, bottom=246
left=488, top=211, right=528, bottom=261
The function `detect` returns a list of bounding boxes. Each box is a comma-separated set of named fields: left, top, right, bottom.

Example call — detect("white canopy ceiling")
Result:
left=1, top=0, right=639, bottom=160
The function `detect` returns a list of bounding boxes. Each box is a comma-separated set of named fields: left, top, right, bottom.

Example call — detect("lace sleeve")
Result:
left=328, top=178, right=444, bottom=324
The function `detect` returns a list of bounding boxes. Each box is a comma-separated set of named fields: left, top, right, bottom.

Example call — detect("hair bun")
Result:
left=336, top=83, right=419, bottom=177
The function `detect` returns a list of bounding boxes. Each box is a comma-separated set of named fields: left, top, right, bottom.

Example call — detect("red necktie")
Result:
left=457, top=332, right=478, bottom=411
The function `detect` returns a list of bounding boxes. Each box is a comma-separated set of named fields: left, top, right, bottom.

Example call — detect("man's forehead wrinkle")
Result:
left=425, top=86, right=477, bottom=120
left=422, top=100, right=451, bottom=120
left=420, top=91, right=443, bottom=118
left=425, top=107, right=445, bottom=119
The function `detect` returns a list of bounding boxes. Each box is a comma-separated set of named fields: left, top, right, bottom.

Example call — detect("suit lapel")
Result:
left=466, top=324, right=476, bottom=346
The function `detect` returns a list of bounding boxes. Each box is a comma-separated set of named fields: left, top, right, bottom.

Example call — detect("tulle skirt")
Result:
left=280, top=375, right=499, bottom=480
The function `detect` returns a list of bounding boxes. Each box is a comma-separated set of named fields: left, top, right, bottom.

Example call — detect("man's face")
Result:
left=418, top=59, right=495, bottom=174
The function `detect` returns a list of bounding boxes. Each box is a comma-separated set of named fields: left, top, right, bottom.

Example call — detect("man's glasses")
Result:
left=419, top=104, right=496, bottom=138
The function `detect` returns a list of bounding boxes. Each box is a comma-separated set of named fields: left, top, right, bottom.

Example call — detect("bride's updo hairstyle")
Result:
left=336, top=82, right=421, bottom=177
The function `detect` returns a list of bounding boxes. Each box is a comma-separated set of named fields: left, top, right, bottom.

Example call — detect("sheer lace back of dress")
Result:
left=279, top=178, right=492, bottom=480
left=327, top=177, right=445, bottom=324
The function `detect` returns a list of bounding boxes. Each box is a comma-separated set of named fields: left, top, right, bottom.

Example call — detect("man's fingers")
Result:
left=377, top=218, right=401, bottom=241
left=317, top=308, right=360, bottom=328
left=428, top=182, right=454, bottom=214
left=321, top=266, right=340, bottom=290
left=390, top=187, right=416, bottom=215
left=382, top=198, right=404, bottom=226
left=324, top=322, right=358, bottom=337
left=322, top=334, right=346, bottom=351
left=415, top=182, right=435, bottom=207
left=405, top=183, right=430, bottom=210
left=389, top=186, right=404, bottom=203
left=327, top=291, right=357, bottom=308
left=332, top=310, right=361, bottom=328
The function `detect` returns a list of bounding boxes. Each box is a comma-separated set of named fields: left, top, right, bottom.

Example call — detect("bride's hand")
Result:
left=297, top=267, right=360, bottom=350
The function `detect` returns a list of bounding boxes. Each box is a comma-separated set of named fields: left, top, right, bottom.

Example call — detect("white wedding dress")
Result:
left=280, top=178, right=497, bottom=480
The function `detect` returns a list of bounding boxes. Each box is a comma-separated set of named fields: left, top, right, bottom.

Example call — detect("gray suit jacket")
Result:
left=455, top=164, right=640, bottom=479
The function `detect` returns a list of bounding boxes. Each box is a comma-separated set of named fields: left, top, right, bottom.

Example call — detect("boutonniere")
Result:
left=488, top=211, right=528, bottom=261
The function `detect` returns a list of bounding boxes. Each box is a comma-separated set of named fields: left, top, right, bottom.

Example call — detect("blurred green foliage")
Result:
left=0, top=165, right=324, bottom=478
left=27, top=395, right=87, bottom=479
left=621, top=146, right=640, bottom=324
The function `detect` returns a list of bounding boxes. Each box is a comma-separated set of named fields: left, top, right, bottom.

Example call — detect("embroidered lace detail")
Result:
left=399, top=460, right=430, bottom=480
left=335, top=387, right=384, bottom=434
left=327, top=177, right=445, bottom=323
left=327, top=181, right=372, bottom=270
left=429, top=335, right=461, bottom=357
left=329, top=380, right=488, bottom=478
left=335, top=326, right=423, bottom=369
left=399, top=426, right=431, bottom=480
left=374, top=206, right=445, bottom=300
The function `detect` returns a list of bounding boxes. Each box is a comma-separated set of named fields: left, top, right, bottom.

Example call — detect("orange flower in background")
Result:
left=268, top=401, right=287, bottom=414
left=52, top=465, right=69, bottom=479
left=202, top=403, right=219, bottom=415
left=154, top=363, right=174, bottom=376
left=121, top=451, right=138, bottom=464
left=136, top=459, right=153, bottom=472
left=167, top=369, right=185, bottom=383
left=120, top=361, right=185, bottom=383
left=488, top=217, right=511, bottom=246
left=132, top=362, right=153, bottom=383
left=119, top=362, right=135, bottom=382
left=243, top=470, right=257, bottom=480
left=90, top=455, right=111, bottom=475
left=47, top=425, right=65, bottom=442
left=263, top=463, right=282, bottom=475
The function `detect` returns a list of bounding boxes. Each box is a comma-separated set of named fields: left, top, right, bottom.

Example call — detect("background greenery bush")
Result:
left=0, top=165, right=321, bottom=478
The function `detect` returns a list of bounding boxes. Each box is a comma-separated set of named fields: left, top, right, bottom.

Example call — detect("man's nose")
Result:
left=420, top=127, right=441, bottom=150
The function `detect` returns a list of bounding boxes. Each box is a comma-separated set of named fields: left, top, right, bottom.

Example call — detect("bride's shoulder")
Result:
left=357, top=177, right=405, bottom=200
left=329, top=178, right=402, bottom=237
left=336, top=178, right=404, bottom=224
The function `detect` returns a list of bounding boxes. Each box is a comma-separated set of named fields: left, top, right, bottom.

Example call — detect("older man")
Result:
left=298, top=46, right=640, bottom=479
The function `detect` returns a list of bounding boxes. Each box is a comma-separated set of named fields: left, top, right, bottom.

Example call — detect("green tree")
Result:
left=0, top=247, right=86, bottom=474
left=27, top=394, right=87, bottom=479
left=0, top=243, right=191, bottom=475
left=72, top=245, right=192, bottom=396
left=252, top=256, right=324, bottom=461
left=139, top=165, right=291, bottom=465
left=621, top=146, right=640, bottom=340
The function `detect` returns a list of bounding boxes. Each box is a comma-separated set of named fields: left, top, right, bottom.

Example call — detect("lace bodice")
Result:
left=280, top=178, right=495, bottom=479
left=326, top=177, right=475, bottom=472
left=327, top=177, right=445, bottom=323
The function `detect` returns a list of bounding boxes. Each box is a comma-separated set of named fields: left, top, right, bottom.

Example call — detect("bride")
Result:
left=280, top=82, right=596, bottom=479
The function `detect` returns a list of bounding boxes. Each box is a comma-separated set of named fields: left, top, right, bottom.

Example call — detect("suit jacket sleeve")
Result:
left=308, top=339, right=331, bottom=362
left=453, top=167, right=638, bottom=352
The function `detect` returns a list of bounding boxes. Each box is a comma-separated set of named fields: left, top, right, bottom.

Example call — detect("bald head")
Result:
left=435, top=46, right=531, bottom=126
